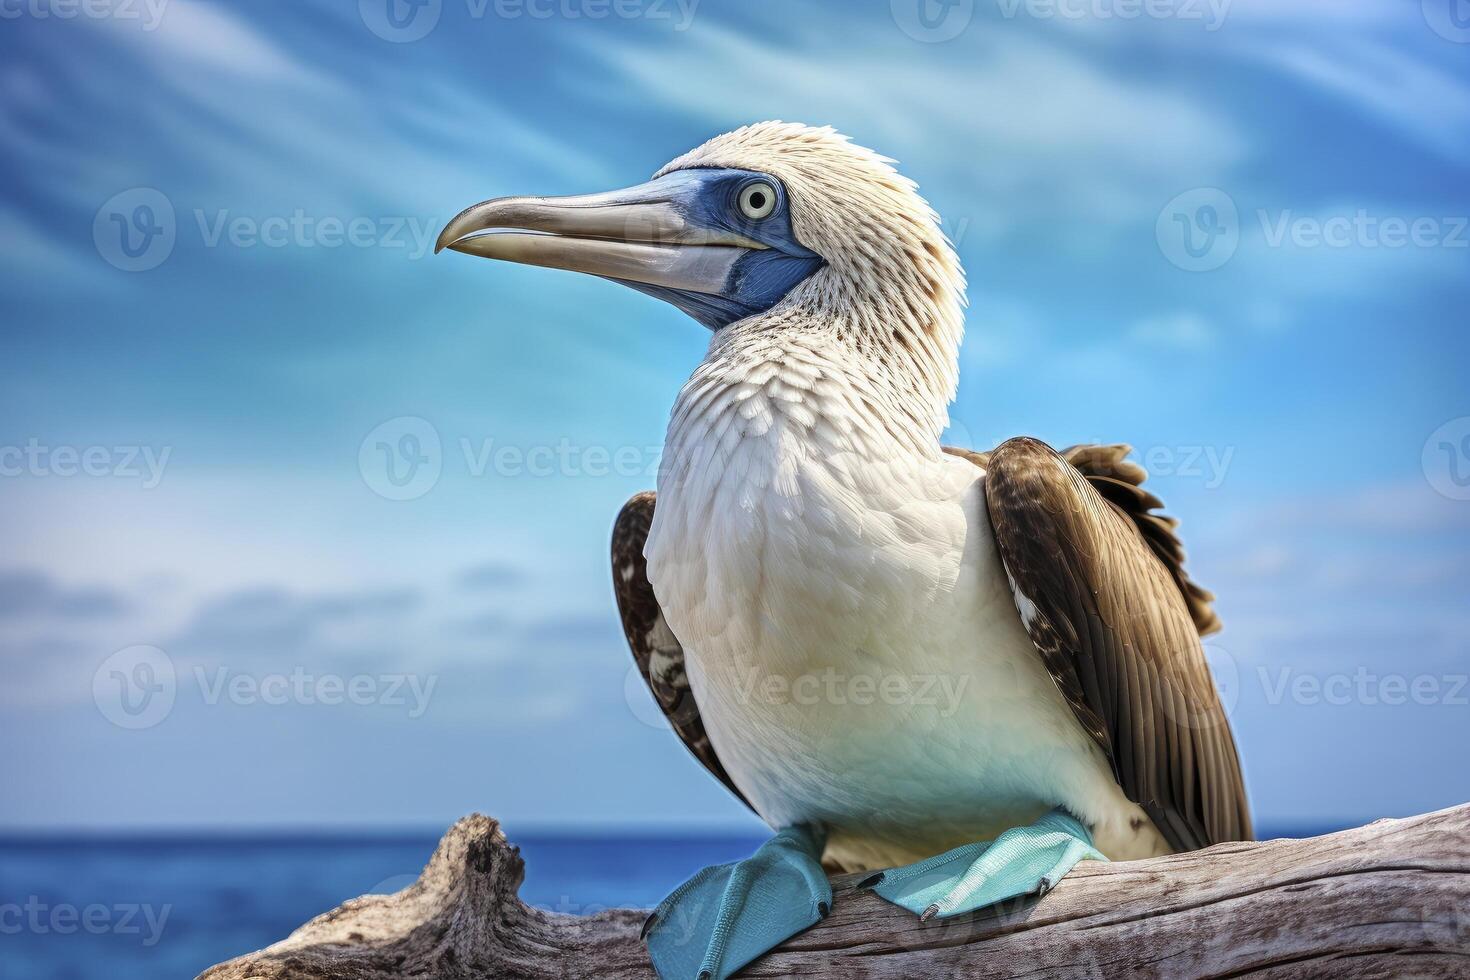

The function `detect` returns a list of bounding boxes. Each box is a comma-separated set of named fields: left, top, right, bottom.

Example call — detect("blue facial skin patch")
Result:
left=606, top=168, right=825, bottom=329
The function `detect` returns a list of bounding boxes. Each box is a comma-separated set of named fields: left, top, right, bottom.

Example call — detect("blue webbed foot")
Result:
left=643, top=825, right=831, bottom=980
left=858, top=809, right=1105, bottom=920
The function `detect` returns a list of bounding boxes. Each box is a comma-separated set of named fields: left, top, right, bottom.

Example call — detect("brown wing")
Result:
left=612, top=492, right=752, bottom=811
left=969, top=438, right=1251, bottom=851
left=947, top=443, right=1221, bottom=637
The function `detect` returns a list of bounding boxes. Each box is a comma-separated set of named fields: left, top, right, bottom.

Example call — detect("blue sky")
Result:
left=1, top=0, right=1468, bottom=833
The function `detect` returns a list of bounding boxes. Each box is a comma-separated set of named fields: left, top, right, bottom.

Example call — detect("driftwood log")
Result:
left=201, top=803, right=1470, bottom=979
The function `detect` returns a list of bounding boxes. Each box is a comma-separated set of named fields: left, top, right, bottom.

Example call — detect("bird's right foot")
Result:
left=643, top=824, right=831, bottom=980
left=857, top=808, right=1104, bottom=920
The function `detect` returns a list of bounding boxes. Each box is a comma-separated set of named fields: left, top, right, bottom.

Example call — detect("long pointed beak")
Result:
left=436, top=174, right=762, bottom=295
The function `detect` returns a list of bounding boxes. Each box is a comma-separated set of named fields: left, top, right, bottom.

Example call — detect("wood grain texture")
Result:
left=200, top=803, right=1470, bottom=980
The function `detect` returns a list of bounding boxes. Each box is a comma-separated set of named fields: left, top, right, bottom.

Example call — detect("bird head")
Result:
left=439, top=122, right=965, bottom=404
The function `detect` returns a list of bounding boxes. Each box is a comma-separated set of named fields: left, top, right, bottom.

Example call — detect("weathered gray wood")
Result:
left=200, top=803, right=1470, bottom=979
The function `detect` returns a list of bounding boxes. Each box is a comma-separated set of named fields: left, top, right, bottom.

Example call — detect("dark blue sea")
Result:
left=0, top=824, right=1324, bottom=978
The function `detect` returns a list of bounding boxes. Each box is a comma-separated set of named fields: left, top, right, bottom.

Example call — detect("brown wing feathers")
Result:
left=612, top=492, right=752, bottom=811
left=1061, top=445, right=1221, bottom=637
left=980, top=437, right=1251, bottom=851
left=946, top=443, right=1221, bottom=637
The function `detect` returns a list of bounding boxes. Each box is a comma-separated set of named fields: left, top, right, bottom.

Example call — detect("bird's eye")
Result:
left=737, top=181, right=778, bottom=221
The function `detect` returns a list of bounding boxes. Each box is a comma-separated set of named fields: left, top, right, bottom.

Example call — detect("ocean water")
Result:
left=0, top=832, right=763, bottom=979
left=0, top=824, right=1324, bottom=978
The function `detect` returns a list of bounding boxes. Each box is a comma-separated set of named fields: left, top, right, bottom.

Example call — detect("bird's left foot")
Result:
left=643, top=824, right=831, bottom=980
left=858, top=808, right=1105, bottom=920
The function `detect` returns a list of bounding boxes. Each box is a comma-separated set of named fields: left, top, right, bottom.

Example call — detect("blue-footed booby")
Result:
left=438, top=121, right=1250, bottom=980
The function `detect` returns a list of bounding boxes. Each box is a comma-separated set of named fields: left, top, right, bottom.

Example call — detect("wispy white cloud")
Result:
left=1243, top=36, right=1470, bottom=159
left=575, top=19, right=1248, bottom=237
left=90, top=0, right=335, bottom=85
left=22, top=0, right=603, bottom=227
